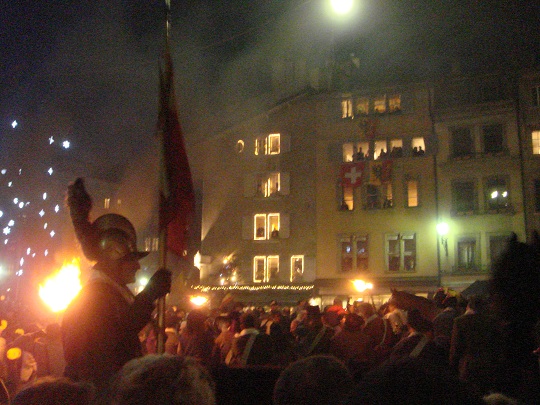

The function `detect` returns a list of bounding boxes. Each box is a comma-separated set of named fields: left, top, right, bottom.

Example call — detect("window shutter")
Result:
left=280, top=213, right=290, bottom=238
left=281, top=134, right=291, bottom=153
left=280, top=172, right=290, bottom=195
left=243, top=174, right=257, bottom=197
left=303, top=257, right=316, bottom=282
left=242, top=216, right=253, bottom=240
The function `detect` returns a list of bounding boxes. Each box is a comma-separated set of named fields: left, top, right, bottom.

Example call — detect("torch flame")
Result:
left=39, top=258, right=82, bottom=313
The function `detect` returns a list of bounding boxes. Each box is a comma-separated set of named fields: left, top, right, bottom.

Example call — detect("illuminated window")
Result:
left=374, top=140, right=387, bottom=160
left=406, top=179, right=418, bottom=207
left=268, top=134, right=280, bottom=154
left=532, top=130, right=540, bottom=155
left=451, top=127, right=474, bottom=158
left=412, top=137, right=426, bottom=156
left=532, top=86, right=540, bottom=107
left=255, top=133, right=281, bottom=155
left=254, top=213, right=280, bottom=240
left=341, top=97, right=353, bottom=118
left=388, top=94, right=401, bottom=112
left=373, top=95, right=386, bottom=113
left=145, top=237, right=159, bottom=252
left=389, top=139, right=403, bottom=157
left=340, top=235, right=369, bottom=273
left=485, top=177, right=509, bottom=211
left=257, top=172, right=280, bottom=197
left=104, top=198, right=111, bottom=209
left=253, top=255, right=279, bottom=282
left=341, top=185, right=354, bottom=210
left=355, top=97, right=369, bottom=115
left=482, top=124, right=504, bottom=154
left=117, top=199, right=122, bottom=207
left=291, top=256, right=304, bottom=282
left=343, top=142, right=369, bottom=162
left=386, top=233, right=416, bottom=272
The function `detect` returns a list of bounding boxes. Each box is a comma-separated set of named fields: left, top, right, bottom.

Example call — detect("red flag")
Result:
left=340, top=162, right=365, bottom=188
left=158, top=49, right=195, bottom=257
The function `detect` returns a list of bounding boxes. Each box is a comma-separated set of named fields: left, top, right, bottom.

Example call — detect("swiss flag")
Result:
left=340, top=162, right=365, bottom=188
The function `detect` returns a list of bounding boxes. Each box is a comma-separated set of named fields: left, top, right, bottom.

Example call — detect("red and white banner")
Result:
left=340, top=162, right=366, bottom=188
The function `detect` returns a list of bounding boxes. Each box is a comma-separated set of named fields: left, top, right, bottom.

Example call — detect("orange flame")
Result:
left=39, top=258, right=82, bottom=313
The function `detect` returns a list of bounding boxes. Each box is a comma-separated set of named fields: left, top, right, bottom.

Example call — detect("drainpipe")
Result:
left=428, top=83, right=442, bottom=288
left=514, top=74, right=529, bottom=241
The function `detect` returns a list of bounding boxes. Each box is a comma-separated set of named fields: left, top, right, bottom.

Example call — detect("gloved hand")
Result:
left=67, top=178, right=92, bottom=222
left=142, top=268, right=172, bottom=301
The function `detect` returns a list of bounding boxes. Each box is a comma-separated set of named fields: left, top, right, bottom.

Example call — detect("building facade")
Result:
left=192, top=70, right=538, bottom=308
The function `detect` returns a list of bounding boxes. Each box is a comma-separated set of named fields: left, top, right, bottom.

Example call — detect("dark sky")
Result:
left=1, top=0, right=539, bottom=179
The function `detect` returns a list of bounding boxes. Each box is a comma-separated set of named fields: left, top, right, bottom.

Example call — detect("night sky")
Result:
left=1, top=0, right=539, bottom=177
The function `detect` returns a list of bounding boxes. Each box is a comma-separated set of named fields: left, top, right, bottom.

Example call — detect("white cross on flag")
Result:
left=340, top=162, right=365, bottom=188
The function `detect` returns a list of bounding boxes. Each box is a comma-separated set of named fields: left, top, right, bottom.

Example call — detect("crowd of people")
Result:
left=3, top=180, right=537, bottom=404
left=2, top=282, right=539, bottom=404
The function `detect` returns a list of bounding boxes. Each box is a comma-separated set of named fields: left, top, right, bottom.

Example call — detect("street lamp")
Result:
left=437, top=222, right=449, bottom=257
left=330, top=0, right=354, bottom=15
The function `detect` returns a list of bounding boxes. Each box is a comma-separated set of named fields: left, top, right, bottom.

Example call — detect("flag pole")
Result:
left=156, top=0, right=172, bottom=355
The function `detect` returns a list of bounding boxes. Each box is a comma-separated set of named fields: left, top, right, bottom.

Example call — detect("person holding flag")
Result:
left=62, top=178, right=171, bottom=402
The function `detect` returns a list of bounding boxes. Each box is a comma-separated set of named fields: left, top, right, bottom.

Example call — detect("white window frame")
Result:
left=385, top=232, right=416, bottom=273
left=253, top=213, right=280, bottom=240
left=340, top=234, right=369, bottom=273
left=253, top=255, right=279, bottom=283
left=290, top=255, right=304, bottom=282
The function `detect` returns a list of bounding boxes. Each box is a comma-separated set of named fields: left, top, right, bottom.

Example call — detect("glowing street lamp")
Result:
left=330, top=0, right=354, bottom=15
left=352, top=279, right=373, bottom=292
left=437, top=222, right=449, bottom=257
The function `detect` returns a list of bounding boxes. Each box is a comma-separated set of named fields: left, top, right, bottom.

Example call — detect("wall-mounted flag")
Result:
left=340, top=162, right=366, bottom=188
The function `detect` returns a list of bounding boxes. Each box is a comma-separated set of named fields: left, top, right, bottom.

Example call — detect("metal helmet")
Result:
left=92, top=214, right=149, bottom=262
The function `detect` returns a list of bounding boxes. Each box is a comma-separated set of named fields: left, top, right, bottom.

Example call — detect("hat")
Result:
left=93, top=214, right=149, bottom=262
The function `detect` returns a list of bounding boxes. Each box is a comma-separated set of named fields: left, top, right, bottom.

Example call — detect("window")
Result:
left=257, top=172, right=280, bottom=197
left=342, top=185, right=354, bottom=210
left=485, top=177, right=509, bottom=211
left=488, top=234, right=510, bottom=265
left=341, top=98, right=353, bottom=118
left=535, top=179, right=540, bottom=213
left=340, top=235, right=369, bottom=272
left=457, top=236, right=479, bottom=271
left=451, top=127, right=474, bottom=158
left=386, top=233, right=416, bottom=272
left=356, top=97, right=369, bottom=115
left=482, top=124, right=504, bottom=154
left=343, top=142, right=369, bottom=162
left=374, top=95, right=386, bottom=113
left=366, top=183, right=392, bottom=209
left=374, top=140, right=387, bottom=160
left=388, top=94, right=401, bottom=112
left=452, top=180, right=477, bottom=214
left=532, top=130, right=540, bottom=155
left=412, top=137, right=426, bottom=156
left=290, top=256, right=304, bottom=282
left=144, top=237, right=159, bottom=252
left=104, top=198, right=111, bottom=209
left=255, top=133, right=280, bottom=155
left=406, top=179, right=418, bottom=207
left=254, top=213, right=280, bottom=240
left=253, top=256, right=279, bottom=283
left=389, top=139, right=403, bottom=157
left=532, top=86, right=540, bottom=107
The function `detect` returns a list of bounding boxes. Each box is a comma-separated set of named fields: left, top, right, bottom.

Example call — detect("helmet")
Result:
left=92, top=214, right=149, bottom=262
